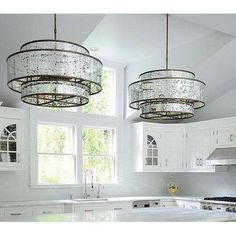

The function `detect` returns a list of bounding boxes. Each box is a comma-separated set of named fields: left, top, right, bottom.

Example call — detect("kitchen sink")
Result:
left=72, top=198, right=109, bottom=202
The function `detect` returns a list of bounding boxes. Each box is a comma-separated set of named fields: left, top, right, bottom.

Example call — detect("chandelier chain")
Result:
left=165, top=13, right=169, bottom=70
left=54, top=13, right=57, bottom=40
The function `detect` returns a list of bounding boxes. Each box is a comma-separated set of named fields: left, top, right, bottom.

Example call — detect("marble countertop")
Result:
left=2, top=207, right=236, bottom=222
left=0, top=196, right=203, bottom=208
left=1, top=196, right=236, bottom=208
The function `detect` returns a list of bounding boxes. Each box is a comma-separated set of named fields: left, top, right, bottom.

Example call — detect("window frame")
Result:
left=30, top=61, right=125, bottom=188
left=82, top=126, right=117, bottom=184
left=37, top=122, right=77, bottom=185
left=82, top=66, right=117, bottom=117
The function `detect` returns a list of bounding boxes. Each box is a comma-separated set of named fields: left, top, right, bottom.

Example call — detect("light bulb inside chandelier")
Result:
left=128, top=14, right=205, bottom=120
left=140, top=102, right=194, bottom=120
left=21, top=80, right=90, bottom=107
left=7, top=14, right=103, bottom=107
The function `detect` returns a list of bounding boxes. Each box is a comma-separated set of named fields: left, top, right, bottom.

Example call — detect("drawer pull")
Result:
left=42, top=211, right=53, bottom=214
left=84, top=209, right=94, bottom=212
left=114, top=208, right=123, bottom=210
left=10, top=213, right=22, bottom=216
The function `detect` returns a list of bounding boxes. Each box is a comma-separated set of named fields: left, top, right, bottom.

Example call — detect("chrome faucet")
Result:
left=84, top=169, right=94, bottom=199
left=97, top=184, right=102, bottom=198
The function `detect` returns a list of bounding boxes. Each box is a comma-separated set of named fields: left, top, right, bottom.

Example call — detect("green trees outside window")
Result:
left=83, top=127, right=115, bottom=183
left=37, top=124, right=75, bottom=184
left=83, top=68, right=116, bottom=115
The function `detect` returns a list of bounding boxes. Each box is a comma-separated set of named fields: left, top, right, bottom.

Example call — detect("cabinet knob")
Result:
left=196, top=158, right=199, bottom=166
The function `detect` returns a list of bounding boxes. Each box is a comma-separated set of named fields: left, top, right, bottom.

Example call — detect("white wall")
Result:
left=190, top=87, right=236, bottom=122
left=175, top=167, right=236, bottom=197
left=0, top=108, right=172, bottom=201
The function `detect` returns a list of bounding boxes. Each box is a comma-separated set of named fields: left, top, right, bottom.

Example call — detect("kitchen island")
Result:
left=2, top=207, right=236, bottom=222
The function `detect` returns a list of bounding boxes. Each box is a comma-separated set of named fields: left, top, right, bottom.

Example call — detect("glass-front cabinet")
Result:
left=145, top=132, right=161, bottom=169
left=0, top=107, right=24, bottom=170
left=144, top=130, right=161, bottom=171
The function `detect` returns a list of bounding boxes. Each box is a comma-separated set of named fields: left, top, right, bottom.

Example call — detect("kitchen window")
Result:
left=37, top=123, right=76, bottom=184
left=83, top=67, right=116, bottom=116
left=30, top=63, right=124, bottom=187
left=82, top=127, right=116, bottom=184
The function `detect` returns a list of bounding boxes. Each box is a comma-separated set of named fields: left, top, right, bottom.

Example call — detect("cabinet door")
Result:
left=216, top=126, right=236, bottom=147
left=32, top=205, right=64, bottom=216
left=144, top=131, right=162, bottom=171
left=187, top=130, right=201, bottom=169
left=73, top=203, right=112, bottom=213
left=187, top=128, right=215, bottom=170
left=4, top=207, right=32, bottom=218
left=162, top=131, right=184, bottom=171
left=160, top=200, right=177, bottom=207
left=200, top=129, right=215, bottom=170
left=184, top=201, right=200, bottom=210
left=0, top=118, right=22, bottom=170
left=0, top=208, right=4, bottom=218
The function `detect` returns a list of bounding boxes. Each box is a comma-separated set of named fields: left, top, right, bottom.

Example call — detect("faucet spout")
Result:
left=84, top=169, right=94, bottom=199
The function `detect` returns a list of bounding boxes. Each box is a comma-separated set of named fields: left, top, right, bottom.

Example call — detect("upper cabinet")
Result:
left=186, top=128, right=215, bottom=171
left=216, top=126, right=236, bottom=148
left=132, top=123, right=186, bottom=172
left=145, top=131, right=161, bottom=171
left=0, top=107, right=25, bottom=171
left=132, top=118, right=235, bottom=173
left=133, top=123, right=162, bottom=172
left=161, top=129, right=185, bottom=171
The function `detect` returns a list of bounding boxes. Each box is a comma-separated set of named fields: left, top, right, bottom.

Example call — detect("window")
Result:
left=82, top=127, right=116, bottom=184
left=37, top=123, right=76, bottom=184
left=31, top=64, right=123, bottom=187
left=83, top=67, right=116, bottom=116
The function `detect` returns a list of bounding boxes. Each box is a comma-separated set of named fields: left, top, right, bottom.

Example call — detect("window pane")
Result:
left=37, top=124, right=73, bottom=153
left=82, top=128, right=113, bottom=155
left=83, top=68, right=116, bottom=115
left=38, top=154, right=75, bottom=184
left=83, top=155, right=113, bottom=183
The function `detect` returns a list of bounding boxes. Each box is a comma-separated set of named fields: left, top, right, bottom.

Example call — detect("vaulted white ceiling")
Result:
left=0, top=14, right=235, bottom=109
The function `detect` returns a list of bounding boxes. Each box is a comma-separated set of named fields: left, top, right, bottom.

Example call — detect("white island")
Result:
left=2, top=207, right=236, bottom=222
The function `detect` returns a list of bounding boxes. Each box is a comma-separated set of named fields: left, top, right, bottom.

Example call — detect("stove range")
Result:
left=204, top=197, right=236, bottom=202
left=202, top=197, right=236, bottom=213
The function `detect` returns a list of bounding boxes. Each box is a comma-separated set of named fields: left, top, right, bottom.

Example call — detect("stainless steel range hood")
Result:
left=206, top=147, right=236, bottom=165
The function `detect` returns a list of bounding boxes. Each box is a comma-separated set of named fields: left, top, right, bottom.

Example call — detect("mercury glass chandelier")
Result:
left=7, top=14, right=103, bottom=107
left=128, top=14, right=206, bottom=120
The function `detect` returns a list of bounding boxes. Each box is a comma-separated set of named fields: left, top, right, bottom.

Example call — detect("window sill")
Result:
left=30, top=183, right=123, bottom=189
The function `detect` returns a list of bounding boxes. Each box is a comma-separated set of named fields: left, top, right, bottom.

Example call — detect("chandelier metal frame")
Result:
left=128, top=14, right=206, bottom=120
left=7, top=14, right=103, bottom=107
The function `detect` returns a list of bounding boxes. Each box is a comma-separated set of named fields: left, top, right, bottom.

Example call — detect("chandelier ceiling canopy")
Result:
left=128, top=14, right=206, bottom=120
left=7, top=14, right=103, bottom=107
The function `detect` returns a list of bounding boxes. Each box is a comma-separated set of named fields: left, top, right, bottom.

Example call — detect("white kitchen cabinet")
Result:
left=133, top=122, right=186, bottom=172
left=216, top=126, right=236, bottom=147
left=0, top=208, right=4, bottom=218
left=0, top=107, right=25, bottom=171
left=32, top=205, right=64, bottom=216
left=4, top=207, right=32, bottom=218
left=132, top=119, right=232, bottom=173
left=184, top=201, right=201, bottom=210
left=133, top=123, right=162, bottom=172
left=187, top=128, right=215, bottom=171
left=161, top=129, right=185, bottom=171
left=160, top=199, right=177, bottom=207
left=144, top=130, right=162, bottom=171
left=176, top=200, right=200, bottom=209
left=73, top=202, right=131, bottom=213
